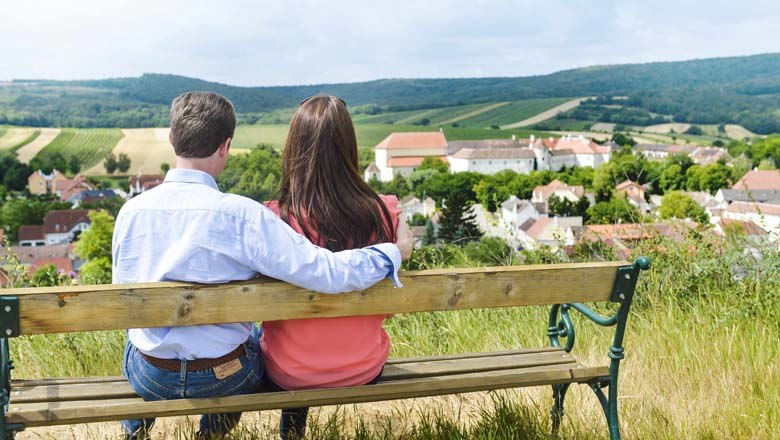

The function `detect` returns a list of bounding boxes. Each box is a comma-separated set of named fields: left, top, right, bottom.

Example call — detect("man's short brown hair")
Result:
left=170, top=92, right=236, bottom=158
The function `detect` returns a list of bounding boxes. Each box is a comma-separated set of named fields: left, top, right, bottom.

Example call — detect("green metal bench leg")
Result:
left=550, top=383, right=570, bottom=435
left=0, top=338, right=23, bottom=439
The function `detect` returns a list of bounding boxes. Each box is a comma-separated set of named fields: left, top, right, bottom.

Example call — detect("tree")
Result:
left=382, top=173, right=411, bottom=198
left=68, top=156, right=81, bottom=175
left=660, top=164, right=684, bottom=192
left=29, top=152, right=67, bottom=174
left=103, top=153, right=118, bottom=174
left=437, top=193, right=482, bottom=244
left=0, top=152, right=32, bottom=191
left=32, top=264, right=71, bottom=287
left=611, top=132, right=636, bottom=147
left=116, top=153, right=131, bottom=173
left=548, top=194, right=589, bottom=218
left=418, top=157, right=449, bottom=173
left=422, top=218, right=436, bottom=246
left=0, top=199, right=70, bottom=241
left=685, top=125, right=703, bottom=135
left=160, top=162, right=171, bottom=174
left=408, top=212, right=427, bottom=226
left=217, top=145, right=281, bottom=201
left=659, top=191, right=709, bottom=223
left=74, top=210, right=115, bottom=285
left=586, top=196, right=640, bottom=224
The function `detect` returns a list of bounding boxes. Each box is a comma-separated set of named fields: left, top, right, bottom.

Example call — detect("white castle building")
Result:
left=367, top=132, right=611, bottom=181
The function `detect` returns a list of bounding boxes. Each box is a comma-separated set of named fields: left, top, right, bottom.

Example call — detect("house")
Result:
left=715, top=189, right=780, bottom=205
left=18, top=226, right=46, bottom=247
left=683, top=191, right=722, bottom=223
left=448, top=147, right=536, bottom=174
left=500, top=196, right=539, bottom=234
left=27, top=170, right=69, bottom=195
left=55, top=175, right=94, bottom=201
left=722, top=201, right=780, bottom=238
left=544, top=135, right=611, bottom=169
left=616, top=180, right=649, bottom=211
left=68, top=189, right=118, bottom=207
left=129, top=174, right=165, bottom=196
left=373, top=132, right=448, bottom=181
left=399, top=195, right=436, bottom=221
left=42, top=210, right=91, bottom=245
left=363, top=163, right=381, bottom=181
left=689, top=147, right=727, bottom=166
left=715, top=218, right=768, bottom=242
left=731, top=169, right=780, bottom=191
left=634, top=144, right=695, bottom=160
left=0, top=243, right=77, bottom=278
left=525, top=216, right=582, bottom=249
left=531, top=179, right=585, bottom=214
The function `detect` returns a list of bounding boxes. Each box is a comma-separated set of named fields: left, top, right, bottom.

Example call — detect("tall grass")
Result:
left=7, top=230, right=779, bottom=439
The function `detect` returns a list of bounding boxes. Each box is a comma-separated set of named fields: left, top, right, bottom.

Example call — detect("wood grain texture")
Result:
left=1, top=262, right=626, bottom=335
left=11, top=349, right=579, bottom=404
left=7, top=365, right=609, bottom=427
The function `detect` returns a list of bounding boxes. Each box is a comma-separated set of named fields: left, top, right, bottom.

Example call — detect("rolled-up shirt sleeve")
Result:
left=245, top=206, right=403, bottom=293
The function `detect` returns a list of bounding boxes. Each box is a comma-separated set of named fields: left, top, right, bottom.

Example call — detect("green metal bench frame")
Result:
left=0, top=257, right=650, bottom=439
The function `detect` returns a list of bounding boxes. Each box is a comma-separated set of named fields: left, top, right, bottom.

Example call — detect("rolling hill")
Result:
left=2, top=53, right=780, bottom=133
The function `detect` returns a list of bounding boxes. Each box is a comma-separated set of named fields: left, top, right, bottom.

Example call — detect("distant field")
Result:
left=457, top=98, right=571, bottom=128
left=351, top=103, right=490, bottom=126
left=590, top=122, right=616, bottom=132
left=643, top=123, right=691, bottom=134
left=534, top=118, right=594, bottom=131
left=231, top=124, right=290, bottom=149
left=502, top=97, right=588, bottom=129
left=725, top=124, right=761, bottom=140
left=0, top=127, right=40, bottom=151
left=84, top=128, right=174, bottom=175
left=34, top=128, right=123, bottom=170
left=15, top=128, right=61, bottom=163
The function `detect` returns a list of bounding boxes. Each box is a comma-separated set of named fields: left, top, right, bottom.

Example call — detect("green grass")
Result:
left=5, top=231, right=778, bottom=439
left=232, top=125, right=291, bottom=149
left=351, top=103, right=491, bottom=126
left=455, top=98, right=571, bottom=127
left=0, top=127, right=6, bottom=139
left=533, top=118, right=594, bottom=131
left=34, top=128, right=123, bottom=169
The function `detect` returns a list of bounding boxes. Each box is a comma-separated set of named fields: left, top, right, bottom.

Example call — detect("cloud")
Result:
left=1, top=0, right=779, bottom=86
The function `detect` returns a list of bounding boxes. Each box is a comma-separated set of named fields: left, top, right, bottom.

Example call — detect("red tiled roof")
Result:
left=726, top=201, right=780, bottom=216
left=616, top=180, right=642, bottom=192
left=130, top=174, right=165, bottom=187
left=719, top=218, right=767, bottom=236
left=43, top=210, right=90, bottom=234
left=18, top=225, right=45, bottom=242
left=552, top=137, right=608, bottom=155
left=525, top=218, right=552, bottom=239
left=731, top=170, right=780, bottom=191
left=387, top=156, right=446, bottom=167
left=30, top=257, right=72, bottom=274
left=533, top=179, right=585, bottom=200
left=579, top=224, right=654, bottom=242
left=376, top=132, right=447, bottom=150
left=0, top=244, right=71, bottom=264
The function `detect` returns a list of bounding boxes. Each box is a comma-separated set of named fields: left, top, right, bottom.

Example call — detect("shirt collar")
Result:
left=164, top=168, right=219, bottom=190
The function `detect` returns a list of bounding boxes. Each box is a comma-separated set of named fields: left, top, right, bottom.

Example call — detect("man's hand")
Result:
left=396, top=219, right=413, bottom=261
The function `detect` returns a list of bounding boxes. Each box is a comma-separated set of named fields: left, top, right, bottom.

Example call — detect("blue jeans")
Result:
left=121, top=327, right=263, bottom=439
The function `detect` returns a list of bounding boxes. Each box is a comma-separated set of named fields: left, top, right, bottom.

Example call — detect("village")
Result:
left=2, top=131, right=778, bottom=284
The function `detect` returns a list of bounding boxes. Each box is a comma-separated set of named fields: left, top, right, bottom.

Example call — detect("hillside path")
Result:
left=500, top=97, right=588, bottom=129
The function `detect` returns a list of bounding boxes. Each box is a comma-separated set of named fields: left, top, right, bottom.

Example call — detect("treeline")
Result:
left=4, top=53, right=780, bottom=130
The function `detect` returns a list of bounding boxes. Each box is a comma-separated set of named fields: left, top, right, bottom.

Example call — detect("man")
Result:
left=114, top=91, right=412, bottom=439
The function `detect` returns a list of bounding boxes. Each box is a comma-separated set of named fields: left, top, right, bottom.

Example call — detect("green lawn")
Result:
left=34, top=128, right=124, bottom=169
left=456, top=98, right=571, bottom=127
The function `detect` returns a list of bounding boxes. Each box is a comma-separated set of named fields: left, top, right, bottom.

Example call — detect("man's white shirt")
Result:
left=112, top=168, right=401, bottom=360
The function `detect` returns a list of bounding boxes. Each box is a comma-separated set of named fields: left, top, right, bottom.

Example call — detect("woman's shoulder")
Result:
left=263, top=200, right=280, bottom=214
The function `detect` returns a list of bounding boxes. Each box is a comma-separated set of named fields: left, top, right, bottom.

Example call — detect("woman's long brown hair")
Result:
left=278, top=95, right=397, bottom=251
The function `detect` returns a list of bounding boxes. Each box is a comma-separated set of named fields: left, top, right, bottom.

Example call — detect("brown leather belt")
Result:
left=140, top=345, right=245, bottom=372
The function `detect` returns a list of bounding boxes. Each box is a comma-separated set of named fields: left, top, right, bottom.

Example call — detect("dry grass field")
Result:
left=15, top=128, right=60, bottom=163
left=725, top=124, right=761, bottom=140
left=83, top=128, right=173, bottom=175
left=642, top=123, right=690, bottom=134
left=0, top=127, right=39, bottom=150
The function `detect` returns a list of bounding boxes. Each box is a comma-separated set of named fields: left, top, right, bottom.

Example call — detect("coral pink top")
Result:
left=260, top=195, right=400, bottom=390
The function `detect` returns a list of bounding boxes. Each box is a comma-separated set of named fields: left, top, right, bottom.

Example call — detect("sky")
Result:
left=3, top=0, right=780, bottom=87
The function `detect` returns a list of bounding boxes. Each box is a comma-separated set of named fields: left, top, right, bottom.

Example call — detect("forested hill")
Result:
left=4, top=53, right=780, bottom=132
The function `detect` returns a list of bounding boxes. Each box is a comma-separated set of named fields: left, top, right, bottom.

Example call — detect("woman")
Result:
left=261, top=95, right=408, bottom=439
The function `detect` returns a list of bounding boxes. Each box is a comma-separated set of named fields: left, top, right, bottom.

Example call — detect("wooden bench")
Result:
left=0, top=258, right=649, bottom=439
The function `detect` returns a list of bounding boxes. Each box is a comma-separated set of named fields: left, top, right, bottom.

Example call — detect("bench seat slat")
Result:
left=7, top=363, right=609, bottom=427
left=11, top=349, right=578, bottom=404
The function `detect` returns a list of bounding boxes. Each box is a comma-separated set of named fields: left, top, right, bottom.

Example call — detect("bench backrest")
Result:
left=0, top=261, right=637, bottom=336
